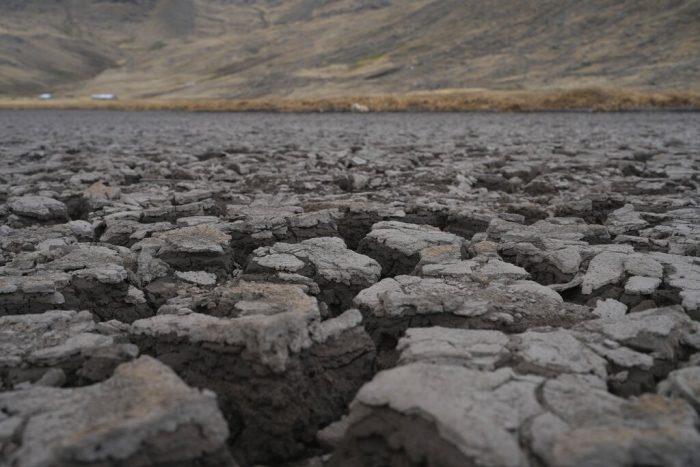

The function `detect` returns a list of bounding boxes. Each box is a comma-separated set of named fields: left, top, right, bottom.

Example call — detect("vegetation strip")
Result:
left=2, top=88, right=699, bottom=112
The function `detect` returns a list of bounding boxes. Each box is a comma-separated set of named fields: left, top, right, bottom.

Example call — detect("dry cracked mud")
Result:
left=1, top=110, right=699, bottom=466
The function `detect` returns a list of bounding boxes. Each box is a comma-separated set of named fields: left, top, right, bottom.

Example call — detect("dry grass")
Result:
left=1, top=88, right=699, bottom=112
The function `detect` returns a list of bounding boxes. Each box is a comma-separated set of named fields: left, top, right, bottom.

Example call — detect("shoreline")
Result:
left=1, top=88, right=699, bottom=112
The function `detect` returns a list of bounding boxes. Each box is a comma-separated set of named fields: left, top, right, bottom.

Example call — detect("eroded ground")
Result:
left=1, top=110, right=700, bottom=466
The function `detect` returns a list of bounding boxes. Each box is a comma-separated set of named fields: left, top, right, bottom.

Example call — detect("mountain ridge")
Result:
left=0, top=0, right=698, bottom=98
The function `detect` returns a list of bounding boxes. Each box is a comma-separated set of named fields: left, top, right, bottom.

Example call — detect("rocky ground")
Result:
left=1, top=110, right=699, bottom=466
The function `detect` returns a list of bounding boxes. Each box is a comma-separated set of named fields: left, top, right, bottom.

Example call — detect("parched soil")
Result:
left=1, top=110, right=700, bottom=467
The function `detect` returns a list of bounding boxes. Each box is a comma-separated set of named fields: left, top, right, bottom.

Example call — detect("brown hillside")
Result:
left=0, top=0, right=698, bottom=99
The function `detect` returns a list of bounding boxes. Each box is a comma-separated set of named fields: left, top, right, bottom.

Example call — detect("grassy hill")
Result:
left=0, top=0, right=699, bottom=99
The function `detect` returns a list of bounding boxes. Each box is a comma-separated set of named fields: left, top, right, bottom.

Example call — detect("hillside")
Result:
left=0, top=0, right=699, bottom=99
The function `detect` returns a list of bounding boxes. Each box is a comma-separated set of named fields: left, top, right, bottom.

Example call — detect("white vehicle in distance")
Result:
left=38, top=93, right=53, bottom=100
left=91, top=94, right=118, bottom=101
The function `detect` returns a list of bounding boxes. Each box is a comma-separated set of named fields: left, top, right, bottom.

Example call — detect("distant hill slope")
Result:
left=0, top=0, right=698, bottom=98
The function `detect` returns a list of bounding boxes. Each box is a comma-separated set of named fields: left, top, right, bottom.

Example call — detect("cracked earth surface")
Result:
left=1, top=110, right=700, bottom=466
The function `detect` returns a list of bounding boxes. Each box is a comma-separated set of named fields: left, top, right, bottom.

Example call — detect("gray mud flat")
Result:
left=1, top=110, right=700, bottom=466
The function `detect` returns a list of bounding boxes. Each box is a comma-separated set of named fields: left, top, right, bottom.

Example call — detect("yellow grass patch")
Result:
left=1, top=88, right=699, bottom=112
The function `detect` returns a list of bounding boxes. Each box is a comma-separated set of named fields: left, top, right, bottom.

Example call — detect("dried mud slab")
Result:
left=225, top=204, right=342, bottom=262
left=244, top=237, right=381, bottom=313
left=0, top=356, right=235, bottom=467
left=0, top=309, right=136, bottom=390
left=658, top=366, right=700, bottom=412
left=0, top=245, right=151, bottom=322
left=4, top=195, right=69, bottom=227
left=326, top=364, right=700, bottom=467
left=394, top=305, right=700, bottom=396
left=151, top=224, right=234, bottom=275
left=354, top=274, right=589, bottom=366
left=358, top=221, right=468, bottom=276
left=129, top=285, right=375, bottom=465
left=183, top=280, right=320, bottom=318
